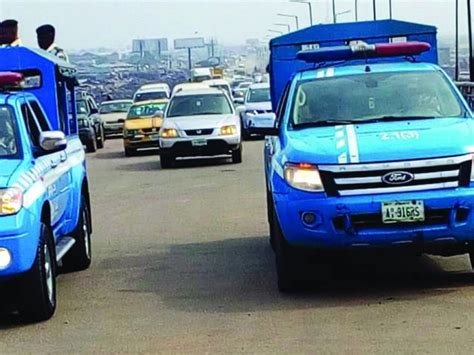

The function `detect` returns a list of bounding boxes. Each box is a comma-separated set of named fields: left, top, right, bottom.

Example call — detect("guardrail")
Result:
left=456, top=82, right=474, bottom=109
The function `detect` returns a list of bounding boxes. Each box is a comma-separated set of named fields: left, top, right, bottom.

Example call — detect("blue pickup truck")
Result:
left=252, top=20, right=474, bottom=291
left=0, top=48, right=92, bottom=321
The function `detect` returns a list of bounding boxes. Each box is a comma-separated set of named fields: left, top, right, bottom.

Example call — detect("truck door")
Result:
left=21, top=100, right=71, bottom=235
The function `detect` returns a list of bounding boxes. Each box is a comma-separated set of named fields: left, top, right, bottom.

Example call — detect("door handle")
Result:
left=51, top=160, right=59, bottom=169
left=60, top=153, right=67, bottom=162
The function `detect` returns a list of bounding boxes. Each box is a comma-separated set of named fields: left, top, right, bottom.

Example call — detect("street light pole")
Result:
left=332, top=0, right=337, bottom=24
left=277, top=13, right=300, bottom=30
left=469, top=0, right=474, bottom=81
left=455, top=0, right=459, bottom=80
left=274, top=23, right=291, bottom=33
left=373, top=0, right=377, bottom=20
left=355, top=0, right=358, bottom=21
left=389, top=0, right=392, bottom=19
left=290, top=0, right=313, bottom=26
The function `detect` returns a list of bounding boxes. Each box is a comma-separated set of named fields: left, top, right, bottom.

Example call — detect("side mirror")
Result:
left=90, top=107, right=99, bottom=115
left=152, top=110, right=164, bottom=118
left=118, top=118, right=125, bottom=123
left=39, top=131, right=67, bottom=152
left=247, top=113, right=279, bottom=136
left=234, top=97, right=244, bottom=105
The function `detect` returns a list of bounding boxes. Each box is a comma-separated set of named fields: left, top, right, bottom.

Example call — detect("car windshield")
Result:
left=76, top=100, right=88, bottom=114
left=247, top=88, right=270, bottom=103
left=167, top=94, right=233, bottom=117
left=135, top=91, right=168, bottom=102
left=100, top=101, right=132, bottom=114
left=127, top=102, right=167, bottom=119
left=0, top=106, right=19, bottom=158
left=291, top=70, right=466, bottom=127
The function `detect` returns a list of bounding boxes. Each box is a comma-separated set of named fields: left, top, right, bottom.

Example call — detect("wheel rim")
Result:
left=44, top=244, right=55, bottom=306
left=82, top=208, right=91, bottom=260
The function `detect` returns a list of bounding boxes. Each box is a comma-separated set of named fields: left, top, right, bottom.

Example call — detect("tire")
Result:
left=469, top=252, right=474, bottom=270
left=97, top=126, right=105, bottom=149
left=231, top=145, right=243, bottom=164
left=16, top=223, right=57, bottom=322
left=62, top=196, right=92, bottom=272
left=271, top=207, right=299, bottom=292
left=160, top=154, right=174, bottom=169
left=267, top=188, right=276, bottom=251
left=242, top=129, right=251, bottom=141
left=124, top=147, right=136, bottom=157
left=86, top=135, right=97, bottom=153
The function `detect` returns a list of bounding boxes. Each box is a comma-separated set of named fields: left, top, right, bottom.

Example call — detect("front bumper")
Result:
left=160, top=134, right=240, bottom=157
left=104, top=123, right=124, bottom=135
left=274, top=183, right=474, bottom=253
left=124, top=136, right=160, bottom=149
left=0, top=208, right=40, bottom=279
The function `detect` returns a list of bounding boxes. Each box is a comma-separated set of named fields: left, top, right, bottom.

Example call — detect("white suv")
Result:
left=159, top=88, right=242, bottom=168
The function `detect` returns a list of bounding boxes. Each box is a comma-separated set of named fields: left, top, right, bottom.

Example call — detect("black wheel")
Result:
left=469, top=252, right=474, bottom=270
left=16, top=223, right=57, bottom=322
left=231, top=145, right=242, bottom=164
left=124, top=147, right=136, bottom=157
left=267, top=188, right=276, bottom=251
left=62, top=196, right=92, bottom=272
left=271, top=207, right=299, bottom=292
left=97, top=126, right=105, bottom=149
left=160, top=154, right=174, bottom=169
left=86, top=135, right=97, bottom=153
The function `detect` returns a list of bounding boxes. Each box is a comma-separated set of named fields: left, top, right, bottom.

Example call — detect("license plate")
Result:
left=382, top=200, right=425, bottom=224
left=192, top=139, right=207, bottom=147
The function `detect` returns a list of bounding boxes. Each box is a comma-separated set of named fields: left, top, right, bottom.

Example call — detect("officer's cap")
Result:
left=1, top=19, right=18, bottom=29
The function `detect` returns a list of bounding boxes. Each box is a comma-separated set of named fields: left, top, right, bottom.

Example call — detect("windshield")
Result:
left=100, top=101, right=132, bottom=114
left=0, top=106, right=19, bottom=158
left=292, top=71, right=465, bottom=127
left=247, top=88, right=270, bottom=103
left=127, top=102, right=167, bottom=119
left=76, top=100, right=88, bottom=115
left=134, top=91, right=168, bottom=102
left=167, top=94, right=233, bottom=117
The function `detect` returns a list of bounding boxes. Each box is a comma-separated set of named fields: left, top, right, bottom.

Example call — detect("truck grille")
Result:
left=319, top=155, right=472, bottom=197
left=185, top=129, right=214, bottom=136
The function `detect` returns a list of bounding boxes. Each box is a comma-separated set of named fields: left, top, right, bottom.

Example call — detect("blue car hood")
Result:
left=0, top=159, right=22, bottom=187
left=285, top=118, right=474, bottom=164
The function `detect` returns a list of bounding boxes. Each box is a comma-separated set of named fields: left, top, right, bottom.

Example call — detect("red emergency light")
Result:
left=297, top=41, right=431, bottom=63
left=0, top=72, right=24, bottom=89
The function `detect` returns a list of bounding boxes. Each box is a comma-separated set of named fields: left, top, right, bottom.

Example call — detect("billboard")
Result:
left=132, top=38, right=168, bottom=54
left=174, top=37, right=205, bottom=49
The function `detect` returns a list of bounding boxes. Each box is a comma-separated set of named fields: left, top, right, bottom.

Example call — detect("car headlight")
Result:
left=123, top=129, right=138, bottom=138
left=0, top=187, right=23, bottom=215
left=160, top=128, right=179, bottom=138
left=284, top=163, right=324, bottom=192
left=219, top=125, right=237, bottom=136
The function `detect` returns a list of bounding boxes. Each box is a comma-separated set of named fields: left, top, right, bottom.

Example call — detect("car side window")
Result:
left=29, top=100, right=51, bottom=132
left=20, top=103, right=42, bottom=147
left=275, top=82, right=291, bottom=128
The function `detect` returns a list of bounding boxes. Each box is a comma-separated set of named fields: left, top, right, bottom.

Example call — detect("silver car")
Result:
left=159, top=88, right=242, bottom=168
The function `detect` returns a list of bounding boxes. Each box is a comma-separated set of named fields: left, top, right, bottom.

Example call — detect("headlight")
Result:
left=219, top=125, right=237, bottom=136
left=160, top=128, right=179, bottom=138
left=123, top=129, right=138, bottom=138
left=0, top=187, right=23, bottom=215
left=284, top=163, right=324, bottom=192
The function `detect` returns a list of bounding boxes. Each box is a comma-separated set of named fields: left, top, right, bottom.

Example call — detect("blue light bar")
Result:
left=297, top=42, right=431, bottom=63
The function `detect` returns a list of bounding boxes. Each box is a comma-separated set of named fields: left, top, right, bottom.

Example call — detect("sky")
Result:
left=0, top=0, right=466, bottom=51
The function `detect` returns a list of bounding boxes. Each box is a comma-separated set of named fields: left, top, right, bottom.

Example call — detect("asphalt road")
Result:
left=2, top=139, right=474, bottom=353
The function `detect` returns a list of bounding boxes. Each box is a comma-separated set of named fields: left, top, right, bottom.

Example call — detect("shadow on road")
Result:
left=100, top=236, right=474, bottom=314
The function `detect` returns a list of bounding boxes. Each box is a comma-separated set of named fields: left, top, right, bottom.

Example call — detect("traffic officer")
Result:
left=36, top=24, right=69, bottom=62
left=0, top=20, right=22, bottom=47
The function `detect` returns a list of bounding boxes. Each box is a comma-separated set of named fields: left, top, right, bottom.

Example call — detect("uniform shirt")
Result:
left=47, top=43, right=69, bottom=62
left=0, top=38, right=22, bottom=47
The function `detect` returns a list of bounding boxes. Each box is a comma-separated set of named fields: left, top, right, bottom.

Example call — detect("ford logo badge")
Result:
left=382, top=171, right=414, bottom=185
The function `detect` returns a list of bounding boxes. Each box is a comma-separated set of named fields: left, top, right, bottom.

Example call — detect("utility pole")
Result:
left=188, top=48, right=192, bottom=70
left=332, top=0, right=337, bottom=24
left=355, top=0, right=358, bottom=21
left=469, top=0, right=474, bottom=81
left=455, top=0, right=459, bottom=80
left=389, top=0, right=392, bottom=19
left=373, top=0, right=377, bottom=20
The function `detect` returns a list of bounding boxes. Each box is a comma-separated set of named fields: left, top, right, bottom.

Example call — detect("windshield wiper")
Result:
left=352, top=116, right=436, bottom=123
